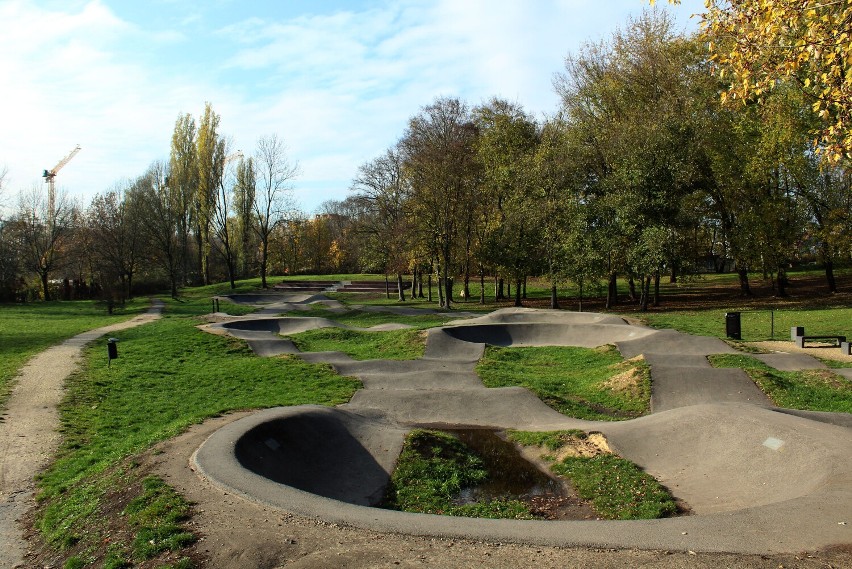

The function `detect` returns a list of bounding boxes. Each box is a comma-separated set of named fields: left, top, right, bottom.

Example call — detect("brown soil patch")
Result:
left=601, top=356, right=647, bottom=398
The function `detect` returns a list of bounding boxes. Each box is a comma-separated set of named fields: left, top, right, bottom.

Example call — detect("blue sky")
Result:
left=0, top=0, right=704, bottom=214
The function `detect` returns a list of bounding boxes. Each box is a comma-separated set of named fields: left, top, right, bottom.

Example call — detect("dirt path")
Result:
left=0, top=301, right=163, bottom=569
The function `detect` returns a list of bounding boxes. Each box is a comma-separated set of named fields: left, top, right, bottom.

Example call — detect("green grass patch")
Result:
left=709, top=354, right=852, bottom=413
left=288, top=327, right=426, bottom=360
left=124, top=476, right=195, bottom=560
left=551, top=455, right=678, bottom=520
left=36, top=315, right=360, bottom=557
left=506, top=429, right=588, bottom=452
left=382, top=429, right=534, bottom=519
left=476, top=345, right=650, bottom=420
left=642, top=306, right=852, bottom=343
left=0, top=299, right=150, bottom=406
left=508, top=430, right=678, bottom=520
left=286, top=306, right=455, bottom=329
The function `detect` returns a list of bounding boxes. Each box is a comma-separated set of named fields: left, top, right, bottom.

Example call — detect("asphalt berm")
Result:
left=196, top=298, right=852, bottom=557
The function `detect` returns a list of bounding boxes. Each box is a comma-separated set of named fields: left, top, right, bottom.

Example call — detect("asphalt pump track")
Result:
left=195, top=295, right=852, bottom=555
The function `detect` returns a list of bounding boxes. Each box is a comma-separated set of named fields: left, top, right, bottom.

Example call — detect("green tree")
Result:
left=400, top=97, right=480, bottom=309
left=168, top=112, right=197, bottom=286
left=473, top=98, right=539, bottom=304
left=195, top=102, right=226, bottom=285
left=234, top=157, right=256, bottom=278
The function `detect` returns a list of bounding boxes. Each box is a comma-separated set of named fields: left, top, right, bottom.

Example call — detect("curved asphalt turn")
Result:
left=195, top=297, right=852, bottom=555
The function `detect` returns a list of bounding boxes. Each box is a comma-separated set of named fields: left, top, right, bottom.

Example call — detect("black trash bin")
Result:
left=725, top=312, right=741, bottom=340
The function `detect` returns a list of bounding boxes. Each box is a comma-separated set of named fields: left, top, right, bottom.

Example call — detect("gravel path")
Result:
left=0, top=301, right=163, bottom=569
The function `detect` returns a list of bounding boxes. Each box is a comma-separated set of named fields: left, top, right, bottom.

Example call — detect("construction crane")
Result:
left=224, top=150, right=243, bottom=165
left=43, top=144, right=81, bottom=216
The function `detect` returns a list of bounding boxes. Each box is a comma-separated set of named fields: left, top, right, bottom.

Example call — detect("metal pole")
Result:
left=771, top=309, right=775, bottom=339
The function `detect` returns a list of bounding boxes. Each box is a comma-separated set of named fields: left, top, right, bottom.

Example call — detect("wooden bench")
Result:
left=791, top=327, right=847, bottom=349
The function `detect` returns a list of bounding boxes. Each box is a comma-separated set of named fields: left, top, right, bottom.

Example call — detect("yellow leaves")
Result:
left=704, top=0, right=852, bottom=158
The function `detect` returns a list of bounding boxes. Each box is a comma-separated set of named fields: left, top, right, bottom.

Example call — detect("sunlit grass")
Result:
left=476, top=345, right=650, bottom=420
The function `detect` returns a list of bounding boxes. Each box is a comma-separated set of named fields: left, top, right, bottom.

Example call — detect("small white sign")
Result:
left=763, top=437, right=785, bottom=451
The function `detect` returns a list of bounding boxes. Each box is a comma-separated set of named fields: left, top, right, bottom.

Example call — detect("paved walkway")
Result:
left=0, top=301, right=163, bottom=569
left=196, top=301, right=852, bottom=555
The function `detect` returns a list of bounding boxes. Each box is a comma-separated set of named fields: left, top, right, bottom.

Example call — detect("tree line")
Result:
left=0, top=102, right=300, bottom=303
left=321, top=12, right=852, bottom=309
left=1, top=9, right=850, bottom=309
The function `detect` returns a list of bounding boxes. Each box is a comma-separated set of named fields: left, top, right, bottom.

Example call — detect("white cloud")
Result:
left=0, top=0, right=704, bottom=213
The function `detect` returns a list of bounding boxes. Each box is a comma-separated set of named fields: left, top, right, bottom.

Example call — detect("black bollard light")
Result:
left=107, top=337, right=119, bottom=368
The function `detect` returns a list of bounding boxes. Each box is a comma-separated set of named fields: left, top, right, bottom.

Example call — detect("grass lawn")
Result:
left=709, top=354, right=852, bottom=413
left=288, top=327, right=427, bottom=360
left=0, top=299, right=151, bottom=407
left=507, top=430, right=678, bottom=520
left=476, top=345, right=650, bottom=420
left=286, top=306, right=456, bottom=329
left=34, top=286, right=360, bottom=567
left=642, top=306, right=852, bottom=343
left=382, top=429, right=533, bottom=520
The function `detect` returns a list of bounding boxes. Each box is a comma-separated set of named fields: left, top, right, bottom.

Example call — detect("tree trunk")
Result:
left=463, top=273, right=470, bottom=302
left=639, top=275, right=651, bottom=312
left=578, top=281, right=584, bottom=312
left=653, top=272, right=660, bottom=307
left=522, top=276, right=527, bottom=299
left=480, top=266, right=486, bottom=304
left=825, top=260, right=837, bottom=293
left=497, top=278, right=505, bottom=300
left=385, top=274, right=390, bottom=299
left=514, top=279, right=522, bottom=307
left=776, top=266, right=788, bottom=297
left=737, top=267, right=752, bottom=296
left=40, top=272, right=50, bottom=301
left=418, top=269, right=425, bottom=298
left=606, top=271, right=617, bottom=309
left=428, top=273, right=433, bottom=302
left=126, top=272, right=134, bottom=300
left=397, top=273, right=406, bottom=301
left=628, top=276, right=637, bottom=302
left=550, top=284, right=559, bottom=309
left=507, top=279, right=511, bottom=299
left=260, top=241, right=269, bottom=289
left=444, top=275, right=453, bottom=310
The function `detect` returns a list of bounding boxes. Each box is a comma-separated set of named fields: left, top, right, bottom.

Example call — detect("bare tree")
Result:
left=88, top=181, right=147, bottom=301
left=13, top=185, right=75, bottom=300
left=211, top=141, right=239, bottom=289
left=137, top=161, right=183, bottom=298
left=350, top=148, right=411, bottom=301
left=253, top=134, right=299, bottom=288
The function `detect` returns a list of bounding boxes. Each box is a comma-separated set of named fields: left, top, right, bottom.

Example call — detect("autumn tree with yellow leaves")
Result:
left=659, top=0, right=852, bottom=161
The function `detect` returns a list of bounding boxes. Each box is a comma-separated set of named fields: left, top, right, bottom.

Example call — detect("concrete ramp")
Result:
left=643, top=354, right=772, bottom=411
left=357, top=370, right=485, bottom=390
left=618, top=329, right=736, bottom=358
left=226, top=406, right=407, bottom=506
left=442, top=323, right=655, bottom=348
left=458, top=308, right=629, bottom=326
left=423, top=328, right=485, bottom=362
left=346, top=387, right=578, bottom=430
left=195, top=306, right=852, bottom=554
left=601, top=403, right=852, bottom=514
